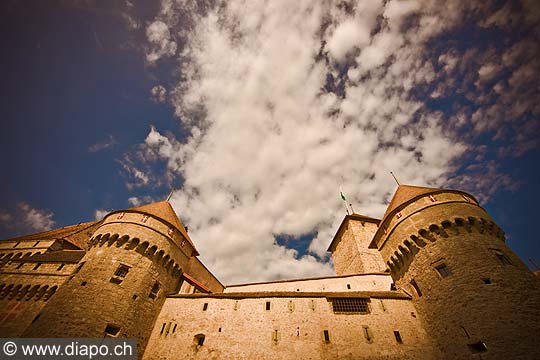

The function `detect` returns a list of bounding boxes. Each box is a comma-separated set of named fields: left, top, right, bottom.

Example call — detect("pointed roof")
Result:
left=381, top=184, right=441, bottom=221
left=129, top=201, right=184, bottom=231
left=124, top=201, right=197, bottom=254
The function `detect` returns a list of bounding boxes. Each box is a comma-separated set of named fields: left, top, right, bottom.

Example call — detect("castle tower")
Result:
left=369, top=185, right=540, bottom=359
left=23, top=201, right=198, bottom=355
left=327, top=214, right=386, bottom=275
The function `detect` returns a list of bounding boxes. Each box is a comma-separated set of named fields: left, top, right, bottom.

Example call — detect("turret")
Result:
left=23, top=201, right=196, bottom=355
left=369, top=185, right=540, bottom=359
left=327, top=214, right=386, bottom=275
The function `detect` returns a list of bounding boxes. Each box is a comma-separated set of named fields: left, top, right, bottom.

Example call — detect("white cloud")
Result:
left=94, top=209, right=109, bottom=220
left=126, top=0, right=481, bottom=285
left=150, top=85, right=167, bottom=103
left=17, top=203, right=55, bottom=232
left=1, top=203, right=56, bottom=235
left=125, top=0, right=539, bottom=283
left=146, top=20, right=177, bottom=64
left=89, top=134, right=117, bottom=152
left=327, top=20, right=371, bottom=62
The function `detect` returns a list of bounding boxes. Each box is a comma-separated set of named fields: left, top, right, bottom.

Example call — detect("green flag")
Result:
left=340, top=192, right=347, bottom=201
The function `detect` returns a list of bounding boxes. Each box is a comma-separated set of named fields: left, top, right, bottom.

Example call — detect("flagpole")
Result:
left=340, top=190, right=350, bottom=215
left=390, top=172, right=401, bottom=185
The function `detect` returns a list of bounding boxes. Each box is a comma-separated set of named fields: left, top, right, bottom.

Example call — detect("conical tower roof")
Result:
left=381, top=184, right=441, bottom=221
left=129, top=201, right=184, bottom=231
left=124, top=200, right=197, bottom=253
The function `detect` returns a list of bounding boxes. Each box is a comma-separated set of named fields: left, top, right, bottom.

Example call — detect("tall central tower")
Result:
left=369, top=185, right=540, bottom=359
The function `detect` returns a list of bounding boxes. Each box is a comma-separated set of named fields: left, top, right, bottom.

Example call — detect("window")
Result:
left=149, top=282, right=160, bottom=299
left=323, top=330, right=330, bottom=343
left=160, top=323, right=166, bottom=335
left=288, top=300, right=295, bottom=312
left=114, top=264, right=130, bottom=278
left=194, top=334, right=205, bottom=346
left=272, top=330, right=279, bottom=343
left=346, top=284, right=351, bottom=289
left=57, top=264, right=65, bottom=271
left=330, top=298, right=370, bottom=314
left=468, top=341, right=488, bottom=353
left=491, top=249, right=512, bottom=265
left=15, top=263, right=24, bottom=269
left=435, top=263, right=452, bottom=278
left=203, top=303, right=208, bottom=311
left=363, top=326, right=373, bottom=343
left=394, top=330, right=403, bottom=343
left=33, top=241, right=40, bottom=247
left=33, top=263, right=42, bottom=270
left=482, top=278, right=492, bottom=284
left=81, top=281, right=87, bottom=286
left=410, top=279, right=422, bottom=297
left=13, top=242, right=20, bottom=248
left=265, top=301, right=271, bottom=311
left=104, top=324, right=120, bottom=337
left=110, top=264, right=130, bottom=284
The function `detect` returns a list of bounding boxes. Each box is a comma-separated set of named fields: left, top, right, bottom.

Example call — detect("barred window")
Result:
left=330, top=298, right=370, bottom=314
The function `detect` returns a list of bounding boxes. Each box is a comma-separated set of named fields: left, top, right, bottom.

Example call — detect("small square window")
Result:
left=346, top=284, right=351, bottom=289
left=105, top=324, right=120, bottom=337
left=194, top=334, right=205, bottom=346
left=33, top=263, right=41, bottom=270
left=410, top=279, right=422, bottom=297
left=482, top=278, right=492, bottom=284
left=114, top=264, right=130, bottom=278
left=468, top=341, right=488, bottom=353
left=265, top=301, right=271, bottom=311
left=363, top=326, right=373, bottom=343
left=203, top=303, right=208, bottom=311
left=323, top=330, right=330, bottom=343
left=435, top=263, right=452, bottom=278
left=490, top=249, right=512, bottom=265
left=149, top=282, right=160, bottom=299
left=394, top=330, right=403, bottom=343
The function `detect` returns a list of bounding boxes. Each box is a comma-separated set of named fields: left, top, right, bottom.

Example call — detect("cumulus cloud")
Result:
left=145, top=20, right=177, bottom=64
left=0, top=202, right=56, bottom=236
left=94, top=209, right=109, bottom=220
left=89, top=134, right=117, bottom=152
left=150, top=85, right=167, bottom=103
left=122, top=0, right=538, bottom=283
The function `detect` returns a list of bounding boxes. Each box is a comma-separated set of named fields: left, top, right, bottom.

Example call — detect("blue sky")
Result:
left=0, top=1, right=539, bottom=283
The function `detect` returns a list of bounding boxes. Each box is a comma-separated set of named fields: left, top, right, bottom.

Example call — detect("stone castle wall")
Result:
left=143, top=293, right=440, bottom=360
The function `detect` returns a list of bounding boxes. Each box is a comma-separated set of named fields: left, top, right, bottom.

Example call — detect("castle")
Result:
left=1, top=184, right=539, bottom=359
